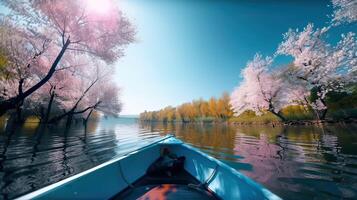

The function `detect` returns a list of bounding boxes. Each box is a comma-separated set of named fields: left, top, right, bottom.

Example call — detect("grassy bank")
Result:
left=141, top=105, right=357, bottom=126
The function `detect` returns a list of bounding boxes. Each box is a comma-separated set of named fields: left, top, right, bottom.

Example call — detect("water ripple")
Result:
left=1, top=119, right=357, bottom=200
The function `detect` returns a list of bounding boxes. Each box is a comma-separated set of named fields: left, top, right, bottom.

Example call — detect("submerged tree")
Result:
left=44, top=60, right=121, bottom=125
left=0, top=0, right=135, bottom=116
left=28, top=55, right=88, bottom=123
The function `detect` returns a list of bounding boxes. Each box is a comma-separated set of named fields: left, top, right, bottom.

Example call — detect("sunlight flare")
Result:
left=85, top=0, right=112, bottom=14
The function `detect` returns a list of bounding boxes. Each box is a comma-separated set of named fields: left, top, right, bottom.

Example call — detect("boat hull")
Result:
left=16, top=136, right=281, bottom=200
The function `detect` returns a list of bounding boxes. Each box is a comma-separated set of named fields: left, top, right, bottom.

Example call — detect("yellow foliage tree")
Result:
left=139, top=92, right=234, bottom=122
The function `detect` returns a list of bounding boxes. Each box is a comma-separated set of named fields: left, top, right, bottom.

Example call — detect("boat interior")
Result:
left=112, top=138, right=220, bottom=199
left=112, top=167, right=218, bottom=200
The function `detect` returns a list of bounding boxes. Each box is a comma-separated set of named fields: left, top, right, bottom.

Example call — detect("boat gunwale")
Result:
left=178, top=142, right=281, bottom=200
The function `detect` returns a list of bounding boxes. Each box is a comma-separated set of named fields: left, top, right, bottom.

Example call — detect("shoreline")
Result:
left=140, top=119, right=357, bottom=126
left=230, top=119, right=357, bottom=126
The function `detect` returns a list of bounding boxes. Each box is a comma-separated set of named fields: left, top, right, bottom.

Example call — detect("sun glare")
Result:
left=85, top=0, right=112, bottom=14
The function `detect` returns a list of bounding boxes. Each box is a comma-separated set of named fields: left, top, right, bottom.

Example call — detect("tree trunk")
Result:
left=48, top=78, right=99, bottom=124
left=14, top=78, right=25, bottom=123
left=44, top=90, right=55, bottom=124
left=0, top=38, right=70, bottom=116
left=317, top=108, right=327, bottom=121
left=66, top=114, right=73, bottom=127
left=49, top=102, right=100, bottom=124
left=312, top=109, right=320, bottom=121
left=319, top=98, right=328, bottom=120
left=314, top=86, right=329, bottom=120
left=15, top=102, right=23, bottom=123
left=83, top=109, right=94, bottom=125
left=48, top=110, right=70, bottom=124
left=39, top=106, right=45, bottom=123
left=268, top=101, right=286, bottom=121
left=269, top=110, right=286, bottom=122
left=319, top=109, right=327, bottom=120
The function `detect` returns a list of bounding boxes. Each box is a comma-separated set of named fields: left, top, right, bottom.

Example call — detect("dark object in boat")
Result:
left=113, top=148, right=216, bottom=200
left=112, top=169, right=218, bottom=200
left=147, top=147, right=186, bottom=176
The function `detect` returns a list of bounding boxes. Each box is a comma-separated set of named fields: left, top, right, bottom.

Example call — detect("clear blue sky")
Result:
left=114, top=0, right=353, bottom=115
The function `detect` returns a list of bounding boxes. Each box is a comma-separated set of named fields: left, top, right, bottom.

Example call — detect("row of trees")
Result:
left=0, top=0, right=135, bottom=125
left=140, top=93, right=233, bottom=122
left=230, top=0, right=357, bottom=121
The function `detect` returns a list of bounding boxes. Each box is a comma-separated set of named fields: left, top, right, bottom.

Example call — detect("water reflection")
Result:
left=0, top=119, right=356, bottom=199
left=0, top=118, right=161, bottom=199
left=140, top=122, right=357, bottom=200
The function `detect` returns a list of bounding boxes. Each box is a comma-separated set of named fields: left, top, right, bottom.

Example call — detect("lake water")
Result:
left=0, top=117, right=357, bottom=199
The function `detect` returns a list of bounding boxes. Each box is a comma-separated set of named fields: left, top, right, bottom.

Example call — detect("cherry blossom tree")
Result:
left=279, top=64, right=323, bottom=116
left=0, top=0, right=135, bottom=116
left=230, top=54, right=299, bottom=121
left=44, top=59, right=122, bottom=125
left=28, top=61, right=83, bottom=123
left=331, top=0, right=357, bottom=25
left=82, top=81, right=122, bottom=124
left=0, top=19, right=51, bottom=121
left=277, top=23, right=357, bottom=119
